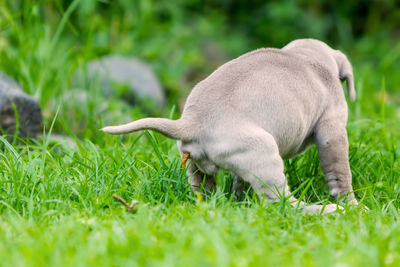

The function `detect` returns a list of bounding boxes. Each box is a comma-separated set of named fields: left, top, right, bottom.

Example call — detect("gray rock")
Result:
left=76, top=55, right=165, bottom=107
left=43, top=133, right=78, bottom=151
left=0, top=72, right=42, bottom=137
left=53, top=88, right=133, bottom=134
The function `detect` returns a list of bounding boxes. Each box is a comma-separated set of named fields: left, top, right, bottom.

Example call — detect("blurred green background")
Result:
left=0, top=0, right=400, bottom=135
left=1, top=2, right=400, bottom=265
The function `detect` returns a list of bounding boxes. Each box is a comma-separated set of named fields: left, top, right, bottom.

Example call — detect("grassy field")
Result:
left=1, top=1, right=400, bottom=266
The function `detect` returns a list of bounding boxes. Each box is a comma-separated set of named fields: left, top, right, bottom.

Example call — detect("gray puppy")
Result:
left=102, top=39, right=358, bottom=213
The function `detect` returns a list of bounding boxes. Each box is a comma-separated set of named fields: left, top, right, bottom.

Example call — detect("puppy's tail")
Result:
left=101, top=118, right=193, bottom=140
left=333, top=50, right=356, bottom=101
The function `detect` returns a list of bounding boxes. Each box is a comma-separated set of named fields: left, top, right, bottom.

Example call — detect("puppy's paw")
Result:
left=346, top=198, right=359, bottom=206
left=303, top=203, right=343, bottom=214
left=346, top=200, right=369, bottom=213
left=321, top=204, right=344, bottom=214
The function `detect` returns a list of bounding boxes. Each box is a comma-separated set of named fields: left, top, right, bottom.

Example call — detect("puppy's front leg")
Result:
left=315, top=120, right=357, bottom=204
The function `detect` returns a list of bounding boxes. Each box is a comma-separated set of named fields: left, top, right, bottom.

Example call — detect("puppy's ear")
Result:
left=333, top=50, right=356, bottom=101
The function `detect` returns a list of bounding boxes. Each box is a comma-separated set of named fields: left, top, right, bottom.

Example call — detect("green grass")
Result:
left=0, top=116, right=399, bottom=267
left=1, top=1, right=400, bottom=266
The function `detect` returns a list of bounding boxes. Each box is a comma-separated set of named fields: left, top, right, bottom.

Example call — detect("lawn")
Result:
left=0, top=1, right=400, bottom=267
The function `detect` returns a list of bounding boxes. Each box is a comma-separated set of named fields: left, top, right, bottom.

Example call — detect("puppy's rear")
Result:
left=101, top=39, right=359, bottom=213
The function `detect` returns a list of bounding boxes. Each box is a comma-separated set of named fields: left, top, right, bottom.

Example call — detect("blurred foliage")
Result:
left=0, top=0, right=400, bottom=135
left=188, top=0, right=400, bottom=47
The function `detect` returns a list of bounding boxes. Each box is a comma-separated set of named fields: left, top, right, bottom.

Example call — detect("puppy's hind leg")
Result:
left=315, top=120, right=357, bottom=205
left=217, top=128, right=340, bottom=214
left=187, top=162, right=216, bottom=194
